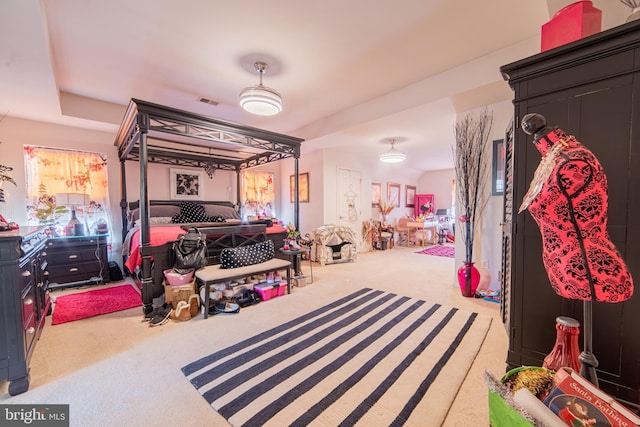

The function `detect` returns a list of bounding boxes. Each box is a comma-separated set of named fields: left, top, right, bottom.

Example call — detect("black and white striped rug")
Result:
left=182, top=288, right=491, bottom=426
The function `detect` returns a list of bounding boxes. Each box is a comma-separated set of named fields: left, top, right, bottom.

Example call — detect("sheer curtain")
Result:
left=24, top=146, right=112, bottom=236
left=241, top=171, right=275, bottom=220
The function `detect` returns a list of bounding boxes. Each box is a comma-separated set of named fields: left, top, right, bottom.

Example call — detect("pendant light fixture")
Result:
left=239, top=61, right=283, bottom=116
left=379, top=138, right=406, bottom=163
left=204, top=148, right=216, bottom=179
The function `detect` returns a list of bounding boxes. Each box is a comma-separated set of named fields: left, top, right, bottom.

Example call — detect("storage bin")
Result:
left=254, top=283, right=274, bottom=301
left=254, top=282, right=287, bottom=301
left=273, top=283, right=286, bottom=297
left=163, top=268, right=194, bottom=286
left=163, top=279, right=196, bottom=309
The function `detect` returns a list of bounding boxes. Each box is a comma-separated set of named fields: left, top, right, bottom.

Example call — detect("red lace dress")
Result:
left=520, top=128, right=633, bottom=302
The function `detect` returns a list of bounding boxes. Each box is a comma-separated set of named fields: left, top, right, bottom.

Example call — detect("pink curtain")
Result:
left=24, top=146, right=112, bottom=234
left=241, top=171, right=275, bottom=219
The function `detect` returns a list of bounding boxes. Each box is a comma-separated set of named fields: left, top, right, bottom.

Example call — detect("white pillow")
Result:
left=134, top=217, right=173, bottom=227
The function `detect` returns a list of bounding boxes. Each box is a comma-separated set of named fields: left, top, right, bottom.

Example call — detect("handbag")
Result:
left=173, top=228, right=208, bottom=271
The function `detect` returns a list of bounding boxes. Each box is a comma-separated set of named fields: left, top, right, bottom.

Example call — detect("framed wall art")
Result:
left=290, top=172, right=309, bottom=203
left=170, top=168, right=204, bottom=200
left=414, top=193, right=435, bottom=218
left=371, top=181, right=381, bottom=207
left=387, top=182, right=400, bottom=207
left=405, top=185, right=416, bottom=207
left=492, top=139, right=505, bottom=196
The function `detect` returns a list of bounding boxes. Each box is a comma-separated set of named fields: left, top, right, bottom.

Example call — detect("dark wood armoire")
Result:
left=500, top=20, right=640, bottom=406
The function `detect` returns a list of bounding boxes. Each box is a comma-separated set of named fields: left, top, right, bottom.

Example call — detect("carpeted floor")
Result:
left=183, top=287, right=491, bottom=427
left=417, top=245, right=455, bottom=258
left=0, top=246, right=507, bottom=426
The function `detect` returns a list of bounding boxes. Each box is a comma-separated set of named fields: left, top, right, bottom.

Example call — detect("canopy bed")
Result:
left=114, top=99, right=304, bottom=315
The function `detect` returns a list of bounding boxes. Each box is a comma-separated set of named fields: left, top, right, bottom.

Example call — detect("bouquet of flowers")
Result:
left=286, top=223, right=300, bottom=240
left=378, top=200, right=395, bottom=216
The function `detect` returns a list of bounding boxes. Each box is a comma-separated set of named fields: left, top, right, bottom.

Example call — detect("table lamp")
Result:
left=56, top=192, right=89, bottom=236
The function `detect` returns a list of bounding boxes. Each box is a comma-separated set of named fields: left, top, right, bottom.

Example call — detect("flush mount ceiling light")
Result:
left=239, top=61, right=283, bottom=116
left=379, top=139, right=406, bottom=163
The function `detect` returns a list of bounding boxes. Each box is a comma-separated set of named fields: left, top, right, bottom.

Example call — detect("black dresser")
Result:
left=0, top=226, right=50, bottom=395
left=45, top=234, right=110, bottom=290
left=500, top=20, right=640, bottom=405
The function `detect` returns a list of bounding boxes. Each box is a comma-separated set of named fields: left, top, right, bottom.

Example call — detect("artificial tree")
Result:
left=453, top=109, right=493, bottom=297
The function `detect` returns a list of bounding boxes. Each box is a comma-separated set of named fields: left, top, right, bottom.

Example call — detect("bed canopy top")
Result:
left=114, top=98, right=304, bottom=170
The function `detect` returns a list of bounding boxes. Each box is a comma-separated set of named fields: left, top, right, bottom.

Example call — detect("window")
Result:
left=24, top=146, right=112, bottom=235
left=241, top=171, right=275, bottom=219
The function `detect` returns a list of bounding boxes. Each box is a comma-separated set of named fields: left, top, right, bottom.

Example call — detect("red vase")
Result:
left=457, top=261, right=480, bottom=297
left=543, top=316, right=582, bottom=372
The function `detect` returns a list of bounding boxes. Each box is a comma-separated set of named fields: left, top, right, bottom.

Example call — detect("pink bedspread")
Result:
left=124, top=225, right=187, bottom=273
left=124, top=224, right=287, bottom=272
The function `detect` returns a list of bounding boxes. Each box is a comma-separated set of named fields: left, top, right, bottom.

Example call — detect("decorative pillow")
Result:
left=204, top=204, right=241, bottom=220
left=220, top=240, right=275, bottom=269
left=134, top=216, right=174, bottom=227
left=172, top=201, right=227, bottom=223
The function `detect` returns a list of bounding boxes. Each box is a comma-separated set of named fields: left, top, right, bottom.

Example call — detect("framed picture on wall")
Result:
left=371, top=181, right=381, bottom=207
left=387, top=182, right=400, bottom=207
left=290, top=172, right=310, bottom=203
left=405, top=185, right=416, bottom=207
left=170, top=168, right=204, bottom=200
left=492, top=139, right=505, bottom=196
left=415, top=193, right=435, bottom=218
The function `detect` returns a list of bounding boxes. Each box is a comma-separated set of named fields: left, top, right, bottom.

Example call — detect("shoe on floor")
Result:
left=149, top=304, right=173, bottom=327
left=174, top=300, right=191, bottom=321
left=188, top=294, right=200, bottom=317
left=209, top=301, right=240, bottom=315
left=142, top=303, right=170, bottom=322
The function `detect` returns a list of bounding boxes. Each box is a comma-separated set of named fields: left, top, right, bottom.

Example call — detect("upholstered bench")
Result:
left=194, top=241, right=291, bottom=319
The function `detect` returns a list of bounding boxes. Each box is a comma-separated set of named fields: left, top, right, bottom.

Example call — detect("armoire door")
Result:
left=499, top=120, right=514, bottom=331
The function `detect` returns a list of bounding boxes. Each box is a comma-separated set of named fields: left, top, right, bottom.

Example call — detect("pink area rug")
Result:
left=52, top=285, right=141, bottom=325
left=416, top=245, right=454, bottom=258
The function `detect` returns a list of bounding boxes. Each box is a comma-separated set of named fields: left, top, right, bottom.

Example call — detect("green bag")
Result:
left=488, top=390, right=534, bottom=427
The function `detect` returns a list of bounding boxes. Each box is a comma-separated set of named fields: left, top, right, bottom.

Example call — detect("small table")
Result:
left=279, top=247, right=313, bottom=285
left=406, top=221, right=437, bottom=247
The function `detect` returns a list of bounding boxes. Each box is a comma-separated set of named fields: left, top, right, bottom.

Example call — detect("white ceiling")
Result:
left=0, top=0, right=632, bottom=171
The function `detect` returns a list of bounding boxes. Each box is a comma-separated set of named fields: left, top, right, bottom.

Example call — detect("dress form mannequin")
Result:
left=520, top=113, right=633, bottom=385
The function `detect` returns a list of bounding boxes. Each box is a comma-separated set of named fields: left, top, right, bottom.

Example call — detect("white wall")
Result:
left=315, top=146, right=423, bottom=247
left=417, top=168, right=455, bottom=213
left=1, top=103, right=513, bottom=282
left=123, top=162, right=237, bottom=205
left=0, top=116, right=122, bottom=257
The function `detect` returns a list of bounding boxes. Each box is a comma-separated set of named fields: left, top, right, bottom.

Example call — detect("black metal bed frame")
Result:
left=114, top=98, right=304, bottom=315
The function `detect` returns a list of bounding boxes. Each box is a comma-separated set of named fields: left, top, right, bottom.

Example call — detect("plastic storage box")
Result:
left=254, top=283, right=287, bottom=301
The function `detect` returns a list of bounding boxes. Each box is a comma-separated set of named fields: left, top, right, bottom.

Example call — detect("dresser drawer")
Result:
left=45, top=236, right=104, bottom=250
left=22, top=309, right=37, bottom=358
left=18, top=260, right=35, bottom=296
left=46, top=248, right=98, bottom=265
left=47, top=260, right=103, bottom=283
left=21, top=285, right=36, bottom=336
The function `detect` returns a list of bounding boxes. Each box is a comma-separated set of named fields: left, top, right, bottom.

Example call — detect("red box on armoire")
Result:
left=541, top=1, right=602, bottom=52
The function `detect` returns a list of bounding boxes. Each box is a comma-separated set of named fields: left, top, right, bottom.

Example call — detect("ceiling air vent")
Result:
left=198, top=97, right=219, bottom=106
